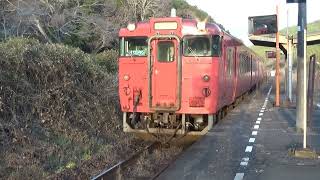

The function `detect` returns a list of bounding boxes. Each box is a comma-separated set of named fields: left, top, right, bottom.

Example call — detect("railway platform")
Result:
left=157, top=83, right=320, bottom=180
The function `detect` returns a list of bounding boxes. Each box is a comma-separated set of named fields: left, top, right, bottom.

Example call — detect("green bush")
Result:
left=0, top=38, right=121, bottom=179
left=94, top=50, right=119, bottom=73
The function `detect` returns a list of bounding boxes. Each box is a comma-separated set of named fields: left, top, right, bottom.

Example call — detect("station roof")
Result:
left=249, top=32, right=320, bottom=55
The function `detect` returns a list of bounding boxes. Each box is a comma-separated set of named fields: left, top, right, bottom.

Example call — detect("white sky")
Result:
left=187, top=0, right=320, bottom=45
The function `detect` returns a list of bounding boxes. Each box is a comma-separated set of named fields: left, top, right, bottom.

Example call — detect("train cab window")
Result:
left=157, top=41, right=175, bottom=62
left=120, top=37, right=147, bottom=56
left=183, top=36, right=212, bottom=57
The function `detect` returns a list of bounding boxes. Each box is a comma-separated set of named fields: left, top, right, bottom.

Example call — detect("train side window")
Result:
left=245, top=56, right=249, bottom=73
left=240, top=60, right=242, bottom=74
left=245, top=55, right=249, bottom=73
left=212, top=35, right=221, bottom=57
left=237, top=53, right=241, bottom=74
left=227, top=48, right=234, bottom=76
left=157, top=41, right=174, bottom=62
left=119, top=37, right=125, bottom=56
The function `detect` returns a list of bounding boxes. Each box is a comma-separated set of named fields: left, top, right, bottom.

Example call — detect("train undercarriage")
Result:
left=123, top=112, right=215, bottom=138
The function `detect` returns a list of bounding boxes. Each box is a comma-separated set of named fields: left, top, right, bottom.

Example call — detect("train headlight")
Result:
left=203, top=75, right=210, bottom=82
left=123, top=75, right=130, bottom=81
left=127, top=23, right=136, bottom=31
left=202, top=87, right=211, bottom=97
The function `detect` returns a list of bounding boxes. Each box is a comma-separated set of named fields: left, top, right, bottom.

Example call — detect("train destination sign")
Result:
left=248, top=15, right=277, bottom=35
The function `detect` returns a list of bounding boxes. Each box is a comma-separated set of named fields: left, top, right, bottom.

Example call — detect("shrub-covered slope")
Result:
left=0, top=38, right=142, bottom=179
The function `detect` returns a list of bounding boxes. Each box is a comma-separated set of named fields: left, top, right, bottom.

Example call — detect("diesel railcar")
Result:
left=118, top=15, right=264, bottom=138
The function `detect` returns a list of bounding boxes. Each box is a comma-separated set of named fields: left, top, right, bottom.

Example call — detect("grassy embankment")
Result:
left=0, top=38, right=146, bottom=179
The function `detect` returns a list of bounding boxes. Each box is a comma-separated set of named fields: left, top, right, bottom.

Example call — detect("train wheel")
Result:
left=219, top=109, right=224, bottom=120
left=222, top=107, right=228, bottom=118
left=232, top=102, right=236, bottom=109
left=215, top=110, right=221, bottom=122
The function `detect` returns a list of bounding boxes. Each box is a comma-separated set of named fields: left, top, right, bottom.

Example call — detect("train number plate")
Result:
left=189, top=97, right=205, bottom=107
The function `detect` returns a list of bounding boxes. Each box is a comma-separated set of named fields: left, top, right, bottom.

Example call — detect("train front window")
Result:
left=183, top=35, right=221, bottom=57
left=183, top=36, right=212, bottom=57
left=120, top=37, right=147, bottom=56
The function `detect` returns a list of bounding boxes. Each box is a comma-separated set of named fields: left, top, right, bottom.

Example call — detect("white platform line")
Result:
left=242, top=157, right=250, bottom=161
left=234, top=173, right=244, bottom=180
left=234, top=86, right=271, bottom=180
left=240, top=161, right=248, bottom=166
left=245, top=146, right=253, bottom=152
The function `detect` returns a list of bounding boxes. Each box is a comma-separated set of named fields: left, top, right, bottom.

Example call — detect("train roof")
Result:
left=119, top=17, right=223, bottom=37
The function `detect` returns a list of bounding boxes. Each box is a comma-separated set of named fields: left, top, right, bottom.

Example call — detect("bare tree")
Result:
left=0, top=0, right=173, bottom=52
left=127, top=0, right=168, bottom=22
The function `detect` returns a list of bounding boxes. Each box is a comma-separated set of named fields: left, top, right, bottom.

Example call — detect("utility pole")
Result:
left=288, top=36, right=293, bottom=102
left=285, top=9, right=289, bottom=102
left=296, top=2, right=307, bottom=148
left=275, top=5, right=280, bottom=107
left=286, top=9, right=293, bottom=103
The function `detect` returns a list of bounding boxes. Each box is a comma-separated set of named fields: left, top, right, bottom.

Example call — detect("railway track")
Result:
left=91, top=142, right=161, bottom=180
left=91, top=87, right=262, bottom=180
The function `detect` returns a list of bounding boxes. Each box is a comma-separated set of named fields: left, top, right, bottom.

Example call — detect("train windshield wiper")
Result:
left=187, top=47, right=198, bottom=59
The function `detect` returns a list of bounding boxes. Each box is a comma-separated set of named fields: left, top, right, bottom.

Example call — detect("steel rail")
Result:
left=91, top=142, right=159, bottom=180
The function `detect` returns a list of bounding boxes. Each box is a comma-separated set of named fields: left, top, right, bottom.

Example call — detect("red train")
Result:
left=118, top=14, right=265, bottom=139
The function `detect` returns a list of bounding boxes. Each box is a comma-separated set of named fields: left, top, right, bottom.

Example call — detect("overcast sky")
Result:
left=186, top=0, right=320, bottom=45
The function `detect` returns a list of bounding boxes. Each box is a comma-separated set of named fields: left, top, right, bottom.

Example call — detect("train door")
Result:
left=220, top=43, right=227, bottom=106
left=148, top=36, right=181, bottom=111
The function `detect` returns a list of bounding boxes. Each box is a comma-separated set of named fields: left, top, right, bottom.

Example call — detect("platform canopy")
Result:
left=249, top=32, right=320, bottom=55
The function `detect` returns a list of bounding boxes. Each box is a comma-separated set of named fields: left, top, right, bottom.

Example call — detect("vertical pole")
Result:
left=303, top=29, right=307, bottom=149
left=285, top=9, right=289, bottom=102
left=275, top=5, right=280, bottom=107
left=288, top=37, right=293, bottom=101
left=308, top=55, right=316, bottom=127
left=296, top=2, right=307, bottom=148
